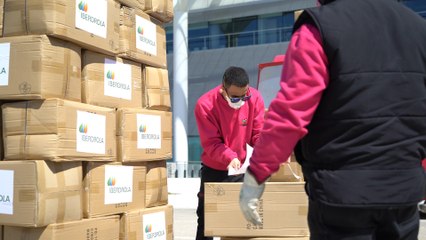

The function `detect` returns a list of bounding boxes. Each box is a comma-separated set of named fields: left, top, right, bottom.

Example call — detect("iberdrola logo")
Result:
left=145, top=224, right=152, bottom=233
left=78, top=1, right=88, bottom=12
left=139, top=124, right=147, bottom=133
left=106, top=70, right=115, bottom=80
left=137, top=26, right=144, bottom=35
left=107, top=177, right=116, bottom=186
left=79, top=124, right=88, bottom=134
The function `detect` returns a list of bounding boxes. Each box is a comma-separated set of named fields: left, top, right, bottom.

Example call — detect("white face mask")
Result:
left=225, top=95, right=245, bottom=109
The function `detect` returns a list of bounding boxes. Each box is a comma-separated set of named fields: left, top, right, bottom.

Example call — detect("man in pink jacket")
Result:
left=195, top=66, right=265, bottom=240
left=239, top=0, right=426, bottom=239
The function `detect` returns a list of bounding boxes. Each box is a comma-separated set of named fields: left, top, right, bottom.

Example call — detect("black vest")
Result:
left=294, top=0, right=426, bottom=206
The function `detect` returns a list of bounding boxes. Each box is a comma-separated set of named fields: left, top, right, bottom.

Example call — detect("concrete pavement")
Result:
left=168, top=178, right=426, bottom=240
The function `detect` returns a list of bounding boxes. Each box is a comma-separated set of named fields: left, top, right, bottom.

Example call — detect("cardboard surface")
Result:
left=117, top=108, right=172, bottom=162
left=117, top=0, right=144, bottom=11
left=3, top=215, right=120, bottom=240
left=145, top=160, right=168, bottom=208
left=2, top=99, right=117, bottom=161
left=82, top=50, right=143, bottom=109
left=120, top=205, right=173, bottom=240
left=0, top=160, right=82, bottom=227
left=143, top=66, right=171, bottom=111
left=83, top=161, right=146, bottom=218
left=0, top=0, right=3, bottom=37
left=204, top=182, right=309, bottom=237
left=119, top=7, right=167, bottom=68
left=3, top=0, right=120, bottom=55
left=144, top=0, right=173, bottom=23
left=269, top=158, right=304, bottom=182
left=0, top=35, right=81, bottom=101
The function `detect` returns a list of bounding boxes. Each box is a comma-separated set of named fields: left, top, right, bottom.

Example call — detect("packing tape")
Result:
left=37, top=161, right=46, bottom=224
left=24, top=101, right=28, bottom=159
left=54, top=162, right=67, bottom=222
left=138, top=179, right=145, bottom=191
left=167, top=223, right=173, bottom=235
left=90, top=182, right=101, bottom=194
left=63, top=47, right=70, bottom=99
left=128, top=231, right=137, bottom=240
left=24, top=0, right=28, bottom=34
left=204, top=203, right=218, bottom=212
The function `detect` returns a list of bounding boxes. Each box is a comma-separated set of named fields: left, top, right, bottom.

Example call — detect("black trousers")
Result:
left=308, top=200, right=420, bottom=240
left=196, top=165, right=244, bottom=240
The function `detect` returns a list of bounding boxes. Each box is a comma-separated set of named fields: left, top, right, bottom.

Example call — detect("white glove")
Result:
left=239, top=170, right=266, bottom=225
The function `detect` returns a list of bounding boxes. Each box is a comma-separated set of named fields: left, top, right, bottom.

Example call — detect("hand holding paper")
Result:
left=228, top=144, right=253, bottom=176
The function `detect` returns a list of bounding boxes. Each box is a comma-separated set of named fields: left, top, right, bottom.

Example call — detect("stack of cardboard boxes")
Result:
left=204, top=157, right=310, bottom=240
left=0, top=0, right=173, bottom=239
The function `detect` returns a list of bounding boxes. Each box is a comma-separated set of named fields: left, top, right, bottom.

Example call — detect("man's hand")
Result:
left=239, top=169, right=266, bottom=225
left=227, top=158, right=241, bottom=170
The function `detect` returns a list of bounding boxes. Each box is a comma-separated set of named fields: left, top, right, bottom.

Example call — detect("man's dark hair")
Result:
left=222, top=66, right=249, bottom=88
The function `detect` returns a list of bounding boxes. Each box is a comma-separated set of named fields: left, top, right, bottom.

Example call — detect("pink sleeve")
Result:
left=194, top=101, right=238, bottom=165
left=249, top=23, right=329, bottom=183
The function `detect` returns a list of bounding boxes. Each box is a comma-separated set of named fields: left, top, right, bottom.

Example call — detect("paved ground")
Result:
left=168, top=178, right=426, bottom=240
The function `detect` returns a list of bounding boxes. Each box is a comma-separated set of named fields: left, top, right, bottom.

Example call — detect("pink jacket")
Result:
left=195, top=85, right=265, bottom=171
left=249, top=23, right=329, bottom=183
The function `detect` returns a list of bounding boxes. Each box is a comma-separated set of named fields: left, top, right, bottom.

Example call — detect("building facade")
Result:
left=166, top=0, right=426, bottom=177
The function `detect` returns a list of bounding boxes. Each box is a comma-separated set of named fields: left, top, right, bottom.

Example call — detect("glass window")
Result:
left=189, top=23, right=209, bottom=51
left=232, top=16, right=258, bottom=47
left=281, top=12, right=295, bottom=42
left=258, top=13, right=283, bottom=44
left=165, top=26, right=173, bottom=54
left=209, top=20, right=232, bottom=49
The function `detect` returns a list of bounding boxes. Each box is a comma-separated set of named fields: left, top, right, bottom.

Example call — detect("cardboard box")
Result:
left=119, top=7, right=167, bottom=68
left=117, top=0, right=144, bottom=11
left=0, top=160, right=82, bottom=227
left=2, top=99, right=117, bottom=161
left=117, top=108, right=172, bottom=162
left=294, top=10, right=304, bottom=21
left=145, top=160, right=168, bottom=208
left=0, top=0, right=4, bottom=37
left=0, top=35, right=81, bottom=101
left=270, top=158, right=304, bottom=182
left=120, top=205, right=173, bottom=240
left=83, top=162, right=146, bottom=218
left=144, top=0, right=173, bottom=23
left=3, top=0, right=120, bottom=55
left=82, top=50, right=143, bottom=109
left=143, top=66, right=171, bottom=111
left=204, top=182, right=309, bottom=237
left=3, top=215, right=120, bottom=240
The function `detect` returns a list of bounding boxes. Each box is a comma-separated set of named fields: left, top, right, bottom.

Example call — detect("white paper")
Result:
left=0, top=43, right=10, bottom=86
left=104, top=165, right=133, bottom=204
left=0, top=170, right=14, bottom=215
left=104, top=58, right=132, bottom=100
left=75, top=0, right=107, bottom=38
left=137, top=114, right=162, bottom=149
left=142, top=211, right=167, bottom=240
left=76, top=111, right=106, bottom=154
left=228, top=144, right=253, bottom=176
left=136, top=15, right=157, bottom=56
